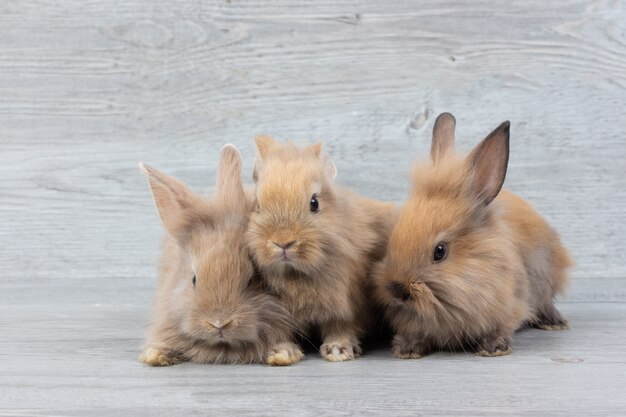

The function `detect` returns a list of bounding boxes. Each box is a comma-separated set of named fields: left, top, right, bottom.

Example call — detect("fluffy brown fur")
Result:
left=139, top=145, right=302, bottom=366
left=247, top=136, right=394, bottom=361
left=373, top=113, right=573, bottom=359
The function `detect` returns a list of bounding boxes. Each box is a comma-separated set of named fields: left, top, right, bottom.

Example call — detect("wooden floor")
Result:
left=1, top=0, right=625, bottom=415
left=1, top=302, right=625, bottom=416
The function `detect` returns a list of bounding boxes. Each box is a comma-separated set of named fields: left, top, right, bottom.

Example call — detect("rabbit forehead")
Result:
left=257, top=159, right=323, bottom=204
left=188, top=227, right=252, bottom=281
left=391, top=196, right=472, bottom=256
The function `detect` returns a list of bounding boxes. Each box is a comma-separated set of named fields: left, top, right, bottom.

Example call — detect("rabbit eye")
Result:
left=192, top=275, right=196, bottom=287
left=310, top=194, right=319, bottom=213
left=433, top=243, right=448, bottom=263
left=387, top=282, right=410, bottom=303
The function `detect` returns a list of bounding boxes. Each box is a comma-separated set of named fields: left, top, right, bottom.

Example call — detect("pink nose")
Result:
left=207, top=319, right=227, bottom=338
left=208, top=319, right=224, bottom=329
left=274, top=241, right=296, bottom=250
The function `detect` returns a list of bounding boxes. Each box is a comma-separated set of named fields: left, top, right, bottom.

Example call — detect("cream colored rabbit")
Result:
left=139, top=145, right=302, bottom=366
left=247, top=137, right=394, bottom=362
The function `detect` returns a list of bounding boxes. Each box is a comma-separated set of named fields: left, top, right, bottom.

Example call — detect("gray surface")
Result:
left=0, top=0, right=625, bottom=415
left=1, top=303, right=625, bottom=416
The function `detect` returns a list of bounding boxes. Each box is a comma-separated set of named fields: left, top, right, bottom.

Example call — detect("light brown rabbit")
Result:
left=139, top=145, right=303, bottom=366
left=247, top=136, right=394, bottom=362
left=374, top=113, right=573, bottom=359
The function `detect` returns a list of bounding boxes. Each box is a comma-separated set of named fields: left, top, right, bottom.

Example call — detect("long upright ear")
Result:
left=465, top=121, right=510, bottom=205
left=253, top=135, right=278, bottom=182
left=305, top=142, right=336, bottom=179
left=139, top=163, right=196, bottom=234
left=254, top=135, right=278, bottom=160
left=431, top=112, right=456, bottom=162
left=305, top=143, right=323, bottom=157
left=216, top=144, right=245, bottom=201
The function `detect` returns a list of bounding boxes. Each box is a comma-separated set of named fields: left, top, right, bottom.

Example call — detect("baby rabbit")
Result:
left=139, top=145, right=303, bottom=366
left=247, top=136, right=394, bottom=362
left=374, top=113, right=572, bottom=358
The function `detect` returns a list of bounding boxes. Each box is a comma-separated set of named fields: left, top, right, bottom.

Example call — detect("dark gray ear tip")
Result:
left=435, top=112, right=456, bottom=124
left=501, top=121, right=511, bottom=133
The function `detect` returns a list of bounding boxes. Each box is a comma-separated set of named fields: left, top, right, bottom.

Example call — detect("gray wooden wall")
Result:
left=1, top=0, right=625, bottom=309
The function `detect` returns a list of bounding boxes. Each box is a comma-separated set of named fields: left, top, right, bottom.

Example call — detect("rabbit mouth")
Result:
left=278, top=251, right=295, bottom=262
left=270, top=240, right=300, bottom=263
left=204, top=333, right=247, bottom=347
left=275, top=250, right=302, bottom=265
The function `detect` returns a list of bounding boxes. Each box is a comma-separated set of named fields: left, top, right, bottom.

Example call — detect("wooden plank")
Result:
left=0, top=0, right=624, bottom=291
left=0, top=303, right=624, bottom=416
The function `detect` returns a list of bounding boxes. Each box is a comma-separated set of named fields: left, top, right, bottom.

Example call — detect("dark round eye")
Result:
left=433, top=243, right=448, bottom=263
left=192, top=275, right=196, bottom=287
left=310, top=194, right=319, bottom=213
left=387, top=282, right=410, bottom=303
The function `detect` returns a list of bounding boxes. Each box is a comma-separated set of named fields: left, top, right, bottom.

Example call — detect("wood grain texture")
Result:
left=0, top=0, right=624, bottom=289
left=1, top=303, right=625, bottom=416
left=0, top=0, right=625, bottom=415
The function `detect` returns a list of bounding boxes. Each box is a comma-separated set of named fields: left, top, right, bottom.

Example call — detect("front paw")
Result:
left=391, top=334, right=427, bottom=359
left=139, top=347, right=182, bottom=366
left=320, top=340, right=360, bottom=362
left=266, top=342, right=304, bottom=366
left=476, top=337, right=513, bottom=357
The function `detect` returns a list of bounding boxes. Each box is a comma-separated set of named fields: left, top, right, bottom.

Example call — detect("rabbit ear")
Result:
left=321, top=153, right=337, bottom=180
left=255, top=134, right=278, bottom=160
left=466, top=121, right=510, bottom=205
left=253, top=135, right=278, bottom=182
left=305, top=143, right=323, bottom=157
left=139, top=163, right=196, bottom=235
left=304, top=142, right=336, bottom=178
left=431, top=112, right=456, bottom=162
left=216, top=144, right=245, bottom=201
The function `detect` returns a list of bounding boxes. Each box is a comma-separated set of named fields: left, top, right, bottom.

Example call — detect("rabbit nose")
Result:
left=207, top=320, right=231, bottom=338
left=274, top=240, right=296, bottom=250
left=207, top=319, right=231, bottom=330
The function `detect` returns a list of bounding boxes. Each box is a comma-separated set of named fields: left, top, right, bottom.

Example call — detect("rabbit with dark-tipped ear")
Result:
left=373, top=113, right=572, bottom=358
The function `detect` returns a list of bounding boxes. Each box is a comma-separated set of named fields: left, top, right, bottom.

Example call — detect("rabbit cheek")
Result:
left=228, top=311, right=261, bottom=343
left=290, top=237, right=323, bottom=268
left=407, top=284, right=443, bottom=319
left=181, top=314, right=213, bottom=342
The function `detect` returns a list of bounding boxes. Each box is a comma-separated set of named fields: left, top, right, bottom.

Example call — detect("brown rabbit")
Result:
left=374, top=113, right=573, bottom=359
left=139, top=145, right=303, bottom=366
left=247, top=136, right=394, bottom=361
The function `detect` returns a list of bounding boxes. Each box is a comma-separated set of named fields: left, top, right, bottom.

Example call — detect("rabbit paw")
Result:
left=532, top=309, right=569, bottom=331
left=476, top=337, right=513, bottom=357
left=476, top=346, right=513, bottom=357
left=266, top=342, right=304, bottom=366
left=535, top=322, right=569, bottom=331
left=320, top=340, right=360, bottom=362
left=139, top=347, right=182, bottom=366
left=391, top=334, right=427, bottom=359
